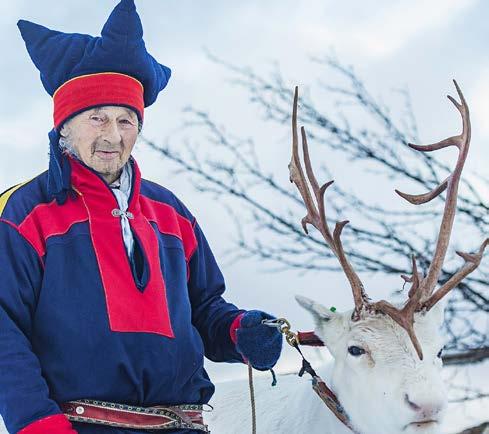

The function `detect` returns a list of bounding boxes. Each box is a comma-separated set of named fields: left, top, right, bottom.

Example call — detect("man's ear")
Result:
left=59, top=121, right=70, bottom=138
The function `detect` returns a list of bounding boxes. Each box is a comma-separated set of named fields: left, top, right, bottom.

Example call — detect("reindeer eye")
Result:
left=437, top=348, right=443, bottom=358
left=348, top=346, right=366, bottom=356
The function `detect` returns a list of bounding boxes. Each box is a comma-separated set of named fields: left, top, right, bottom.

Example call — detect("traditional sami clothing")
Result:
left=3, top=1, right=282, bottom=432
left=0, top=155, right=245, bottom=433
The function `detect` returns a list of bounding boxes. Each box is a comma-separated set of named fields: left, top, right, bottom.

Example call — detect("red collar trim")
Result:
left=69, top=156, right=142, bottom=215
left=68, top=155, right=174, bottom=338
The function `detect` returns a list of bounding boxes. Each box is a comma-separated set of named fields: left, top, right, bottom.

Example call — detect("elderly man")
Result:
left=0, top=1, right=282, bottom=433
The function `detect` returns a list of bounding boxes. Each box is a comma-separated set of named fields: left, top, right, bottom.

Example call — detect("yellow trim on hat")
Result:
left=53, top=72, right=144, bottom=99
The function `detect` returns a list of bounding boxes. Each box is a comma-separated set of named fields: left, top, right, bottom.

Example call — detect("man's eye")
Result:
left=348, top=346, right=366, bottom=356
left=437, top=348, right=443, bottom=358
left=90, top=116, right=103, bottom=122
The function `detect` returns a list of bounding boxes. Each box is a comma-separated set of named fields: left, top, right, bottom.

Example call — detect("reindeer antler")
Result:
left=290, top=83, right=488, bottom=360
left=423, top=238, right=489, bottom=311
left=289, top=86, right=369, bottom=321
left=396, top=80, right=489, bottom=310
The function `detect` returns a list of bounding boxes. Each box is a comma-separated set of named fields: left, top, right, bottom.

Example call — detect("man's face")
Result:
left=60, top=106, right=139, bottom=181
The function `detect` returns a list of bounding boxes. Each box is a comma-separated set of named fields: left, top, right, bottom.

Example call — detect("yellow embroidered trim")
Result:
left=0, top=180, right=33, bottom=217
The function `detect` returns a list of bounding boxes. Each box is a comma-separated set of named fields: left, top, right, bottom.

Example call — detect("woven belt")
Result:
left=60, top=399, right=209, bottom=432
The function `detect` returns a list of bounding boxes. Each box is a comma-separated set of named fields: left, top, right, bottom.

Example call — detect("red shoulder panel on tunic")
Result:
left=139, top=195, right=198, bottom=262
left=17, top=196, right=88, bottom=258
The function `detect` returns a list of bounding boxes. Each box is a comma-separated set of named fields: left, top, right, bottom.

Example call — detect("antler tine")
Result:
left=396, top=80, right=471, bottom=300
left=289, top=86, right=368, bottom=318
left=423, top=238, right=489, bottom=311
left=372, top=256, right=425, bottom=359
left=395, top=177, right=448, bottom=205
left=333, top=220, right=369, bottom=314
left=300, top=125, right=335, bottom=245
left=289, top=87, right=325, bottom=237
left=407, top=255, right=423, bottom=298
left=400, top=255, right=420, bottom=288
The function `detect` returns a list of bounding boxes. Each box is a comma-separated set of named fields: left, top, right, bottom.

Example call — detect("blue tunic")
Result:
left=0, top=156, right=244, bottom=433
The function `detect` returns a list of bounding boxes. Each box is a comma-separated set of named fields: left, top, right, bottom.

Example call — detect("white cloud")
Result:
left=465, top=66, right=489, bottom=184
left=0, top=100, right=51, bottom=151
left=0, top=0, right=23, bottom=27
left=298, top=0, right=476, bottom=59
left=471, top=66, right=489, bottom=140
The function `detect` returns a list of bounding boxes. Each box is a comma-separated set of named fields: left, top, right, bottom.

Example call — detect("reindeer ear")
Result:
left=295, top=295, right=340, bottom=323
left=295, top=295, right=347, bottom=356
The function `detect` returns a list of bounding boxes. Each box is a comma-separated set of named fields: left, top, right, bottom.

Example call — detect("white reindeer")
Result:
left=208, top=298, right=447, bottom=434
left=207, top=82, right=488, bottom=434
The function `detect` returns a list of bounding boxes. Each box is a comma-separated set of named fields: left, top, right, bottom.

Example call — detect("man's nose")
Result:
left=101, top=119, right=122, bottom=144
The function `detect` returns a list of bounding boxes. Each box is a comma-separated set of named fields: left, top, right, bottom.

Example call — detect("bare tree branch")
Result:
left=141, top=54, right=489, bottom=368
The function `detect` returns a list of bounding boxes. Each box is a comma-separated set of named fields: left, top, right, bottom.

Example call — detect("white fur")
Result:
left=207, top=296, right=447, bottom=434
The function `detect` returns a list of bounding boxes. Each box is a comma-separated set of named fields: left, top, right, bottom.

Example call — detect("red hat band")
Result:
left=53, top=72, right=144, bottom=129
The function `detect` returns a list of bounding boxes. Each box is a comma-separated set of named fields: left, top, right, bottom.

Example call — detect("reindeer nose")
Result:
left=404, top=393, right=445, bottom=417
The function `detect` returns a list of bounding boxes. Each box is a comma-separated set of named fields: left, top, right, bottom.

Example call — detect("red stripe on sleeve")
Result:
left=18, top=414, right=77, bottom=434
left=229, top=312, right=245, bottom=345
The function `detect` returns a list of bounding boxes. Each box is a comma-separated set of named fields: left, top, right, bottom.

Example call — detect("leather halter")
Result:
left=296, top=331, right=359, bottom=433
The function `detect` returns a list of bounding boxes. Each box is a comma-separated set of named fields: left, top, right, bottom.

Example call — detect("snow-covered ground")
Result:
left=1, top=361, right=486, bottom=433
left=206, top=360, right=489, bottom=434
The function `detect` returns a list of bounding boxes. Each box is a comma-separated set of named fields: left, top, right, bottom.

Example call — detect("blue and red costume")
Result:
left=2, top=1, right=282, bottom=432
left=0, top=156, right=250, bottom=433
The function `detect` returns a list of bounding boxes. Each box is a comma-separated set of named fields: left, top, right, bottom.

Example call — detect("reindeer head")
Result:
left=296, top=295, right=447, bottom=433
left=290, top=84, right=488, bottom=434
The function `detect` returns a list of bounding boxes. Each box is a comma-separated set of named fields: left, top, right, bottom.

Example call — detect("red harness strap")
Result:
left=60, top=399, right=209, bottom=432
left=297, top=331, right=325, bottom=347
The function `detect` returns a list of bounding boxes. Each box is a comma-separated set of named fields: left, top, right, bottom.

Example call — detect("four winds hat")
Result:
left=17, top=0, right=171, bottom=203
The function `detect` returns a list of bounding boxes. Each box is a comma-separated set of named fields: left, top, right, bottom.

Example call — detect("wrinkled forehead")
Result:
left=61, top=105, right=139, bottom=131
left=83, top=106, right=138, bottom=118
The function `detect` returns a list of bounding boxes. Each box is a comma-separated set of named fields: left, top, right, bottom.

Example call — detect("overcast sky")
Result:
left=1, top=1, right=488, bottom=431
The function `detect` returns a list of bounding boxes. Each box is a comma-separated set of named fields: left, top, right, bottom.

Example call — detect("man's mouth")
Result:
left=94, top=150, right=119, bottom=160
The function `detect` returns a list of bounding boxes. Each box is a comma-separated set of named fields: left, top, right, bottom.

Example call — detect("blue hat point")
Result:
left=118, top=0, right=137, bottom=10
left=102, top=0, right=142, bottom=42
left=18, top=0, right=171, bottom=204
left=17, top=20, right=93, bottom=96
left=17, top=0, right=171, bottom=105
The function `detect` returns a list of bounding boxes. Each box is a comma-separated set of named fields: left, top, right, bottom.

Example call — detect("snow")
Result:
left=0, top=362, right=486, bottom=433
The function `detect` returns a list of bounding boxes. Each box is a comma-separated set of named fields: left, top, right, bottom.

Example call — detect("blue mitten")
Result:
left=235, top=310, right=283, bottom=371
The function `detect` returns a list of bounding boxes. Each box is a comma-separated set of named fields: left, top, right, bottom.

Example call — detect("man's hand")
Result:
left=231, top=311, right=283, bottom=370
